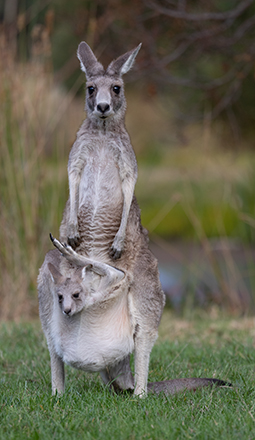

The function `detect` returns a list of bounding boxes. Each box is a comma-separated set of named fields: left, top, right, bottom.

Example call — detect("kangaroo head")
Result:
left=77, top=41, right=141, bottom=124
left=47, top=254, right=125, bottom=316
left=48, top=263, right=87, bottom=317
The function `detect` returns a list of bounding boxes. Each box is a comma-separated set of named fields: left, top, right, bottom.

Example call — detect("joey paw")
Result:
left=50, top=233, right=73, bottom=256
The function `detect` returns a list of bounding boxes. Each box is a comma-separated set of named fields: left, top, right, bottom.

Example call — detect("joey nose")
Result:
left=97, top=103, right=110, bottom=114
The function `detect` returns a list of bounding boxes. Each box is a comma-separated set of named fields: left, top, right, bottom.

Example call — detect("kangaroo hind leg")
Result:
left=100, top=355, right=134, bottom=393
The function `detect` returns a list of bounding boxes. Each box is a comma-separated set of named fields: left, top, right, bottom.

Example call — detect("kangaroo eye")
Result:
left=113, top=85, right=120, bottom=95
left=58, top=294, right=63, bottom=303
left=73, top=292, right=80, bottom=299
left=88, top=86, right=95, bottom=95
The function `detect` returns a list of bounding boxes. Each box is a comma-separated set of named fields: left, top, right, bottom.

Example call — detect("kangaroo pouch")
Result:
left=53, top=294, right=134, bottom=372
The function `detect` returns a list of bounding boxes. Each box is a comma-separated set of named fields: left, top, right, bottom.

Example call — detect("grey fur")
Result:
left=38, top=244, right=231, bottom=396
left=60, top=42, right=142, bottom=259
left=39, top=42, right=165, bottom=396
left=38, top=42, right=229, bottom=397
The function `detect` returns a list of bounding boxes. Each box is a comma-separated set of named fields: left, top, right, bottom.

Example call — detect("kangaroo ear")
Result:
left=77, top=41, right=104, bottom=78
left=106, top=43, right=142, bottom=77
left=48, top=263, right=64, bottom=284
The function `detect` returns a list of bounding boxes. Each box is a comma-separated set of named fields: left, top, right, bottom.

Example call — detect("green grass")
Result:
left=1, top=312, right=255, bottom=439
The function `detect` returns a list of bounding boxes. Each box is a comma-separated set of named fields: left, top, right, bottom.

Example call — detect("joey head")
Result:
left=48, top=262, right=89, bottom=316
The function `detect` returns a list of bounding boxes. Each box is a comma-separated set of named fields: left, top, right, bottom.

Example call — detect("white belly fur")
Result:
left=53, top=293, right=134, bottom=372
left=78, top=146, right=122, bottom=213
left=76, top=145, right=123, bottom=260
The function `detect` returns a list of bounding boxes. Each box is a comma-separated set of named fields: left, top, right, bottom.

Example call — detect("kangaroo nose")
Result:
left=63, top=308, right=71, bottom=316
left=97, top=103, right=110, bottom=114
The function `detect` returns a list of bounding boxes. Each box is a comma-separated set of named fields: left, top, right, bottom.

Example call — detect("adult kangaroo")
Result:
left=38, top=42, right=230, bottom=397
left=45, top=42, right=166, bottom=397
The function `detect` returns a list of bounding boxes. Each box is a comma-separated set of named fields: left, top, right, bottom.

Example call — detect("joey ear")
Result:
left=48, top=263, right=64, bottom=284
left=100, top=266, right=125, bottom=289
left=106, top=43, right=142, bottom=77
left=79, top=265, right=93, bottom=281
left=80, top=263, right=124, bottom=287
left=77, top=41, right=104, bottom=78
left=81, top=267, right=86, bottom=281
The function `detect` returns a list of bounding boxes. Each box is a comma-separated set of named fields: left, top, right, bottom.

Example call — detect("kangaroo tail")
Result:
left=147, top=378, right=232, bottom=395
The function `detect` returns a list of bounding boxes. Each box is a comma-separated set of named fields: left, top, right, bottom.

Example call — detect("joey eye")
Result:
left=58, top=294, right=63, bottom=303
left=113, top=85, right=120, bottom=95
left=73, top=292, right=80, bottom=299
left=88, top=86, right=95, bottom=96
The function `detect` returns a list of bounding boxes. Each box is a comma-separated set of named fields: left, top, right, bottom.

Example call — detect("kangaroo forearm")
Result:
left=110, top=176, right=136, bottom=259
left=68, top=173, right=80, bottom=224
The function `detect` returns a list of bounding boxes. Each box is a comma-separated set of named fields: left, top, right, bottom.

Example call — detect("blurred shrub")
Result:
left=0, top=53, right=80, bottom=319
left=3, top=0, right=255, bottom=140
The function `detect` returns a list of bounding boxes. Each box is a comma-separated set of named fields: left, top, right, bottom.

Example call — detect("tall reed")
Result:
left=0, top=52, right=82, bottom=320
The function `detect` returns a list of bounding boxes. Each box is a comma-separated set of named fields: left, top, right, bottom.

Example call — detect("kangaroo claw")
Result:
left=67, top=236, right=81, bottom=249
left=109, top=246, right=122, bottom=260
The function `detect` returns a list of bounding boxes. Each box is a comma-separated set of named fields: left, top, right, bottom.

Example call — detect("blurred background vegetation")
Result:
left=1, top=0, right=255, bottom=319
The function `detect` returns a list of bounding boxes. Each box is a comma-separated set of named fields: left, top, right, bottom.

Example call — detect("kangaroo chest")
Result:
left=76, top=140, right=124, bottom=259
left=53, top=294, right=134, bottom=372
left=78, top=140, right=122, bottom=210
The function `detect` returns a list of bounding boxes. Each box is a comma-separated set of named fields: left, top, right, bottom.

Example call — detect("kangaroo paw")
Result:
left=67, top=236, right=81, bottom=249
left=66, top=222, right=81, bottom=249
left=110, top=233, right=125, bottom=260
left=109, top=246, right=122, bottom=260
